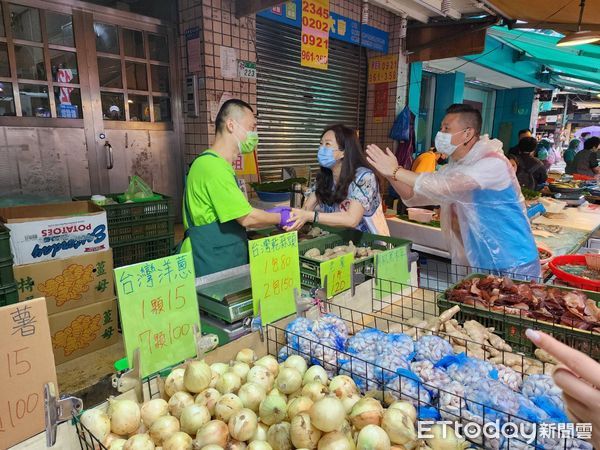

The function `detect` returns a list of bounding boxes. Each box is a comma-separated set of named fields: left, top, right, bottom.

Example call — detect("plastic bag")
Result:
left=494, top=364, right=523, bottom=392
left=384, top=368, right=431, bottom=407
left=436, top=353, right=498, bottom=386
left=284, top=317, right=318, bottom=358
left=377, top=333, right=415, bottom=360
left=312, top=313, right=349, bottom=340
left=346, top=328, right=385, bottom=356
left=465, top=380, right=521, bottom=423
left=124, top=175, right=154, bottom=201
left=312, top=321, right=347, bottom=352
left=521, top=374, right=568, bottom=422
left=389, top=105, right=411, bottom=142
left=338, top=351, right=382, bottom=392
left=410, top=360, right=452, bottom=396
left=414, top=335, right=454, bottom=364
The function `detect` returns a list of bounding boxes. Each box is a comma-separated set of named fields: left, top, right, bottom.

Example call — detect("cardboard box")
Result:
left=49, top=298, right=119, bottom=365
left=14, top=249, right=115, bottom=315
left=0, top=201, right=109, bottom=266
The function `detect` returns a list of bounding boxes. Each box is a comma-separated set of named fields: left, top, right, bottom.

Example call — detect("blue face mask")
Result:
left=318, top=146, right=337, bottom=168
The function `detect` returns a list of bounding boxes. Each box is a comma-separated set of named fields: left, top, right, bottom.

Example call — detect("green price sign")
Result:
left=321, top=252, right=354, bottom=298
left=249, top=232, right=301, bottom=324
left=115, top=252, right=200, bottom=378
left=375, top=246, right=410, bottom=299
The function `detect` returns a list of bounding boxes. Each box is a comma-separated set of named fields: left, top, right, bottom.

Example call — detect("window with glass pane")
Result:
left=19, top=84, right=50, bottom=117
left=0, top=43, right=10, bottom=77
left=0, top=4, right=5, bottom=37
left=0, top=82, right=15, bottom=116
left=54, top=87, right=82, bottom=119
left=151, top=65, right=169, bottom=93
left=125, top=61, right=148, bottom=91
left=15, top=45, right=46, bottom=80
left=123, top=29, right=144, bottom=58
left=101, top=92, right=125, bottom=120
left=98, top=57, right=122, bottom=88
left=153, top=97, right=170, bottom=122
left=148, top=34, right=168, bottom=62
left=50, top=50, right=79, bottom=83
left=95, top=23, right=119, bottom=54
left=128, top=94, right=150, bottom=122
left=10, top=5, right=42, bottom=42
left=46, top=12, right=74, bottom=47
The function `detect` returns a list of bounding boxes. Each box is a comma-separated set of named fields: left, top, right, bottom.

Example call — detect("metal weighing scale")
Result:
left=196, top=265, right=254, bottom=344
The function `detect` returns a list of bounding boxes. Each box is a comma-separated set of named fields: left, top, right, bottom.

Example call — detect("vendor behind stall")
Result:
left=180, top=99, right=296, bottom=277
left=366, top=103, right=540, bottom=279
left=565, top=137, right=600, bottom=177
left=289, top=124, right=390, bottom=236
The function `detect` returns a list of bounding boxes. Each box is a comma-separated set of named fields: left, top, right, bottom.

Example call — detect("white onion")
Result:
left=168, top=391, right=194, bottom=419
left=309, top=396, right=345, bottom=432
left=283, top=356, right=307, bottom=376
left=349, top=397, right=383, bottom=430
left=216, top=372, right=242, bottom=394
left=229, top=408, right=258, bottom=441
left=149, top=415, right=180, bottom=446
left=124, top=433, right=154, bottom=450
left=258, top=391, right=287, bottom=426
left=185, top=360, right=212, bottom=393
left=356, top=425, right=390, bottom=450
left=129, top=422, right=147, bottom=437
left=425, top=424, right=468, bottom=450
left=165, top=368, right=186, bottom=397
left=81, top=409, right=111, bottom=443
left=247, top=366, right=275, bottom=392
left=381, top=409, right=416, bottom=447
left=250, top=422, right=269, bottom=442
left=163, top=431, right=192, bottom=450
left=290, top=412, right=321, bottom=449
left=286, top=396, right=313, bottom=420
left=194, top=420, right=229, bottom=448
left=195, top=388, right=221, bottom=415
left=287, top=389, right=303, bottom=401
left=201, top=446, right=224, bottom=450
left=302, top=366, right=328, bottom=386
left=236, top=349, right=256, bottom=364
left=211, top=363, right=230, bottom=376
left=105, top=434, right=126, bottom=448
left=107, top=438, right=127, bottom=450
left=341, top=395, right=360, bottom=414
left=248, top=442, right=273, bottom=450
left=329, top=376, right=358, bottom=398
left=231, top=362, right=251, bottom=381
left=254, top=355, right=279, bottom=377
left=267, top=422, right=292, bottom=450
left=215, top=393, right=243, bottom=423
left=141, top=399, right=169, bottom=428
left=317, top=431, right=355, bottom=450
left=387, top=401, right=417, bottom=424
left=180, top=404, right=211, bottom=435
left=108, top=398, right=141, bottom=436
left=226, top=441, right=247, bottom=450
left=238, top=383, right=267, bottom=412
left=301, top=382, right=327, bottom=402
left=275, top=368, right=302, bottom=394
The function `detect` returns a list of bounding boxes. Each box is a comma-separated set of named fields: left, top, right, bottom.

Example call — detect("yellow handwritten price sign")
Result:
left=375, top=246, right=410, bottom=299
left=368, top=54, right=399, bottom=84
left=115, top=253, right=200, bottom=378
left=249, top=232, right=301, bottom=324
left=0, top=298, right=58, bottom=449
left=321, top=252, right=354, bottom=298
left=301, top=0, right=330, bottom=70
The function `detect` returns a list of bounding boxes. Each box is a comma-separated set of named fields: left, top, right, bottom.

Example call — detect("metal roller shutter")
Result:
left=256, top=17, right=368, bottom=181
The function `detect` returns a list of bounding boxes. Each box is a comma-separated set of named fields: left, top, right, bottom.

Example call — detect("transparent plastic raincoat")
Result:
left=404, top=135, right=540, bottom=278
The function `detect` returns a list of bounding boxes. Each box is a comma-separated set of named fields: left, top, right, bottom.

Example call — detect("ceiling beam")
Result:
left=369, top=0, right=431, bottom=23
left=411, top=0, right=462, bottom=19
left=235, top=0, right=284, bottom=18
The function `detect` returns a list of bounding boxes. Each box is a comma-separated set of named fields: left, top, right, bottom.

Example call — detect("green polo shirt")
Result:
left=181, top=150, right=253, bottom=253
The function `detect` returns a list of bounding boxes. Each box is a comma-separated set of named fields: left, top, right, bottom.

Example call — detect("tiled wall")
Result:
left=178, top=0, right=407, bottom=169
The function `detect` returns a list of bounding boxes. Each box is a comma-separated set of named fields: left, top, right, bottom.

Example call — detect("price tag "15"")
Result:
left=320, top=252, right=354, bottom=298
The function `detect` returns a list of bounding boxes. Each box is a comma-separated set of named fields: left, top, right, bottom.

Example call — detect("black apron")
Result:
left=183, top=152, right=249, bottom=277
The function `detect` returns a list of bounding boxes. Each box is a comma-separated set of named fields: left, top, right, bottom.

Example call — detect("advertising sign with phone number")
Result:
left=301, top=0, right=330, bottom=70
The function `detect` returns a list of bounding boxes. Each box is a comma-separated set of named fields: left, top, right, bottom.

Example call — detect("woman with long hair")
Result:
left=289, top=124, right=389, bottom=235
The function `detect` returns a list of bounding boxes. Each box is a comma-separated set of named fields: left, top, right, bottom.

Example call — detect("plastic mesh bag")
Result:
left=414, top=335, right=454, bottom=363
left=436, top=353, right=498, bottom=387
left=347, top=328, right=385, bottom=355
left=384, top=368, right=432, bottom=407
left=377, top=332, right=415, bottom=360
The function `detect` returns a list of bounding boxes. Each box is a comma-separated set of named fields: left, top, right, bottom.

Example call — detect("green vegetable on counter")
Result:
left=521, top=187, right=541, bottom=201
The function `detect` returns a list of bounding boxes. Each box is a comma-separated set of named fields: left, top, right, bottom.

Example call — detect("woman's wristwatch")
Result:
left=392, top=166, right=402, bottom=181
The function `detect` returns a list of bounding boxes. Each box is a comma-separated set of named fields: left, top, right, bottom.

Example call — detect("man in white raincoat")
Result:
left=367, top=103, right=541, bottom=279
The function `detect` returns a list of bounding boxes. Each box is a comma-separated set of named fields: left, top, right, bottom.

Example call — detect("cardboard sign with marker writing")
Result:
left=321, top=252, right=354, bottom=298
left=249, top=232, right=301, bottom=324
left=115, top=253, right=200, bottom=378
left=0, top=298, right=58, bottom=449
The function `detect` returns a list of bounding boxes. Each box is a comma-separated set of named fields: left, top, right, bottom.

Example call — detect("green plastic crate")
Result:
left=111, top=235, right=174, bottom=268
left=0, top=283, right=18, bottom=306
left=105, top=218, right=174, bottom=246
left=0, top=223, right=11, bottom=260
left=0, top=256, right=14, bottom=287
left=437, top=274, right=600, bottom=360
left=298, top=229, right=411, bottom=291
left=73, top=194, right=173, bottom=226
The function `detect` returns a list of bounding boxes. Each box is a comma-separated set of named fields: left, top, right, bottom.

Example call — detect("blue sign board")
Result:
left=258, top=0, right=389, bottom=53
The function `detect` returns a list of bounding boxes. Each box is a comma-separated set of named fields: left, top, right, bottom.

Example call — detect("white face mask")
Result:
left=435, top=129, right=468, bottom=156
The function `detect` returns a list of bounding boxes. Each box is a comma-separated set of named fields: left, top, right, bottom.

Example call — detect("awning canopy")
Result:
left=485, top=0, right=600, bottom=31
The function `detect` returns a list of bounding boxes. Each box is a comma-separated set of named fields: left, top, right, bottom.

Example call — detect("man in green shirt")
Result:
left=181, top=99, right=295, bottom=276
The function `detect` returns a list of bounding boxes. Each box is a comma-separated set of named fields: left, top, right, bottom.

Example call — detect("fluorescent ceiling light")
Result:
left=556, top=0, right=600, bottom=47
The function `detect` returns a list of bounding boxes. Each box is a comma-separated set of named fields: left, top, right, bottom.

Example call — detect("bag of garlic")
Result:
left=435, top=353, right=498, bottom=387
left=414, top=335, right=454, bottom=363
